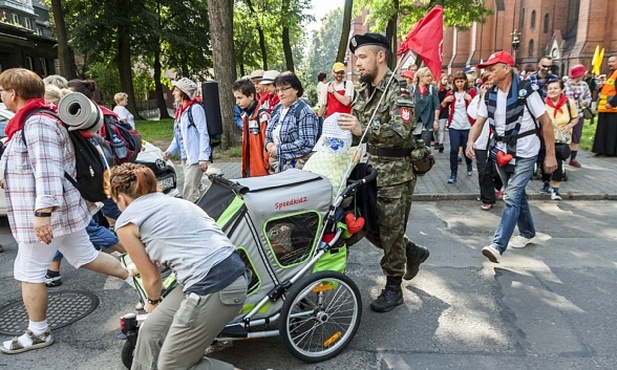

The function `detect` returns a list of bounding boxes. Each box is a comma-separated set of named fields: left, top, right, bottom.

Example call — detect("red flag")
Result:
left=397, top=5, right=444, bottom=81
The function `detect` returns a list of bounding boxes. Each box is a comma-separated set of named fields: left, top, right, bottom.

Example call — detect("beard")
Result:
left=359, top=71, right=376, bottom=85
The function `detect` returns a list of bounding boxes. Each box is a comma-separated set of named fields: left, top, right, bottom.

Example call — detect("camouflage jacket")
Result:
left=352, top=70, right=416, bottom=186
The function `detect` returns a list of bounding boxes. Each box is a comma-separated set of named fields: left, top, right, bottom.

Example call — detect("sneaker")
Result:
left=481, top=245, right=501, bottom=263
left=44, top=274, right=62, bottom=288
left=569, top=159, right=582, bottom=168
left=509, top=235, right=535, bottom=249
left=447, top=174, right=457, bottom=184
left=539, top=182, right=550, bottom=194
left=495, top=190, right=504, bottom=200
left=467, top=164, right=473, bottom=176
left=480, top=203, right=493, bottom=211
left=551, top=190, right=562, bottom=200
left=135, top=301, right=144, bottom=311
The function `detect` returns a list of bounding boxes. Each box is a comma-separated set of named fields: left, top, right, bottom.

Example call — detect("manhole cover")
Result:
left=0, top=290, right=99, bottom=335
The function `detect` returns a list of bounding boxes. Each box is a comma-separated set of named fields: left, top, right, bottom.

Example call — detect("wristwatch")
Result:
left=34, top=211, right=52, bottom=217
left=146, top=296, right=162, bottom=305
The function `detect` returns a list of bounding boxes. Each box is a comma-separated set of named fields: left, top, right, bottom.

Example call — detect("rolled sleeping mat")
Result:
left=57, top=92, right=104, bottom=133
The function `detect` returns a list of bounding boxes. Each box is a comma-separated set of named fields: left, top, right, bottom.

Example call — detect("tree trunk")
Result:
left=337, top=0, right=353, bottom=63
left=50, top=0, right=77, bottom=79
left=245, top=0, right=268, bottom=70
left=116, top=26, right=143, bottom=119
left=153, top=46, right=171, bottom=119
left=281, top=0, right=294, bottom=72
left=207, top=0, right=240, bottom=148
left=385, top=0, right=399, bottom=70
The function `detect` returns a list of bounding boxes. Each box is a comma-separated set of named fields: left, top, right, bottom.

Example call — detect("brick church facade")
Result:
left=444, top=0, right=616, bottom=76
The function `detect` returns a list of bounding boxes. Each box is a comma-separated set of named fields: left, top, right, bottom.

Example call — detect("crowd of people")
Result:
left=0, top=24, right=615, bottom=369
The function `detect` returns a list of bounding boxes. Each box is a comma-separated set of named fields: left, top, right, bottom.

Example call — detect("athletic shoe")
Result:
left=481, top=245, right=501, bottom=263
left=509, top=235, right=535, bottom=249
left=467, top=164, right=473, bottom=176
left=447, top=174, right=457, bottom=184
left=551, top=190, right=562, bottom=200
left=495, top=190, right=504, bottom=200
left=44, top=274, right=62, bottom=288
left=539, top=182, right=550, bottom=194
left=480, top=203, right=493, bottom=210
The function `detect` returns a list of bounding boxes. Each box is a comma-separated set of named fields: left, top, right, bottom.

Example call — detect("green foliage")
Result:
left=353, top=0, right=493, bottom=36
left=580, top=119, right=596, bottom=151
left=306, top=8, right=343, bottom=83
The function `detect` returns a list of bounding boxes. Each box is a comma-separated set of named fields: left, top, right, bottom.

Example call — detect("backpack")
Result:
left=271, top=99, right=322, bottom=138
left=187, top=102, right=223, bottom=148
left=23, top=109, right=110, bottom=202
left=98, top=109, right=142, bottom=164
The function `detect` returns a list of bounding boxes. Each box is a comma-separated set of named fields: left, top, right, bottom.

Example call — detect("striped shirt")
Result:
left=1, top=113, right=92, bottom=244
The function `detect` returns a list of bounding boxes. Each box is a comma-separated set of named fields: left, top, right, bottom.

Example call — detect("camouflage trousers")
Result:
left=365, top=178, right=416, bottom=277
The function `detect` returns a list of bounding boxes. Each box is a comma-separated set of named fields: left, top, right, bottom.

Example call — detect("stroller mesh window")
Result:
left=265, top=212, right=320, bottom=267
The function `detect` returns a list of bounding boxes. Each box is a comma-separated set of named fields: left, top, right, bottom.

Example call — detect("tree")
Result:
left=353, top=0, right=492, bottom=64
left=208, top=0, right=240, bottom=148
left=307, top=8, right=344, bottom=82
left=49, top=0, right=77, bottom=79
left=336, top=0, right=353, bottom=63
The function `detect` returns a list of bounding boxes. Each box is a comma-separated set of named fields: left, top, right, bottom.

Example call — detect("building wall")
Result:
left=440, top=0, right=615, bottom=76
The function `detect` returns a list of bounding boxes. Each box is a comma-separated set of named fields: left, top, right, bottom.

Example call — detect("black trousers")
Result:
left=475, top=149, right=503, bottom=204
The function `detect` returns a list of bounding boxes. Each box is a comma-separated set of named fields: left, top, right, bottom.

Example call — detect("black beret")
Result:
left=349, top=33, right=390, bottom=53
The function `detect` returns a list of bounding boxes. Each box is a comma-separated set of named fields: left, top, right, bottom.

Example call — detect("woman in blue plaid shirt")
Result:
left=265, top=71, right=319, bottom=172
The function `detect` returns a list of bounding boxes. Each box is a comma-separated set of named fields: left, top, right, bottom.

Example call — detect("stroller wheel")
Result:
left=279, top=271, right=362, bottom=363
left=121, top=340, right=135, bottom=369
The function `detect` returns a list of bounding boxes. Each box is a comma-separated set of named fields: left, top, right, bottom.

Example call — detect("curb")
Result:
left=412, top=193, right=617, bottom=201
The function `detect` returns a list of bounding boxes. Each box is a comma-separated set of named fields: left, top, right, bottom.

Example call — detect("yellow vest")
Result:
left=598, top=69, right=617, bottom=113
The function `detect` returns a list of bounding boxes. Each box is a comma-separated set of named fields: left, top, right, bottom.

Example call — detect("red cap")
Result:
left=478, top=51, right=515, bottom=69
left=402, top=70, right=415, bottom=80
left=570, top=64, right=586, bottom=78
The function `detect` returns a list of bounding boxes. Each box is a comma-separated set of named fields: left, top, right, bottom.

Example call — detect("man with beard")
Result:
left=319, top=62, right=355, bottom=118
left=337, top=33, right=429, bottom=313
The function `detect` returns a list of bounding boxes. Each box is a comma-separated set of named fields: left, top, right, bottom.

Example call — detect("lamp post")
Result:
left=511, top=29, right=521, bottom=62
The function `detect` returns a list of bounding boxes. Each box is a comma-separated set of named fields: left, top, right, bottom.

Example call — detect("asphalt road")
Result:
left=1, top=199, right=617, bottom=370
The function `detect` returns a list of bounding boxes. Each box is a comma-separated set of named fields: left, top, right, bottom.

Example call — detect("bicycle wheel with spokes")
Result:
left=279, top=271, right=362, bottom=363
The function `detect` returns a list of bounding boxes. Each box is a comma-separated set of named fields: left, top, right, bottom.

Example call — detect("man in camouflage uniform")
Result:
left=338, top=33, right=430, bottom=313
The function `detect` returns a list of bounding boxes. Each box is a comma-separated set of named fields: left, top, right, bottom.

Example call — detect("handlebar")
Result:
left=338, top=165, right=377, bottom=199
left=208, top=174, right=249, bottom=195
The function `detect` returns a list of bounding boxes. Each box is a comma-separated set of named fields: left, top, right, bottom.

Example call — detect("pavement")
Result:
left=206, top=143, right=617, bottom=201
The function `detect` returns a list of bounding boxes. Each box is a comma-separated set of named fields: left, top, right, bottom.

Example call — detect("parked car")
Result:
left=0, top=104, right=179, bottom=216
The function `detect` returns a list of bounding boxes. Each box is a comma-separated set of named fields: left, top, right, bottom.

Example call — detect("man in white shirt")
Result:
left=319, top=62, right=355, bottom=118
left=466, top=51, right=557, bottom=263
left=316, top=72, right=327, bottom=112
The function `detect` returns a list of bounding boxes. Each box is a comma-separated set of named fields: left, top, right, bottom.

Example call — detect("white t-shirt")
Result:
left=468, top=94, right=490, bottom=149
left=478, top=90, right=546, bottom=158
left=320, top=81, right=355, bottom=106
left=113, top=105, right=135, bottom=129
left=450, top=92, right=470, bottom=130
left=316, top=81, right=328, bottom=107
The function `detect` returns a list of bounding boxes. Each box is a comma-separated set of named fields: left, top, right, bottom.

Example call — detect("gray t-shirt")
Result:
left=115, top=192, right=236, bottom=291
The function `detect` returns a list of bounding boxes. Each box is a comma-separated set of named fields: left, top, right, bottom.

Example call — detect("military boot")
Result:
left=370, top=276, right=403, bottom=312
left=403, top=241, right=429, bottom=281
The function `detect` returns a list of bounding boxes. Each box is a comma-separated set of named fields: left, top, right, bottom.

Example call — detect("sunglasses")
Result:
left=541, top=64, right=552, bottom=69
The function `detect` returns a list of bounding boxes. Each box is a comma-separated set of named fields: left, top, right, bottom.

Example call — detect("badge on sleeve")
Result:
left=400, top=107, right=412, bottom=124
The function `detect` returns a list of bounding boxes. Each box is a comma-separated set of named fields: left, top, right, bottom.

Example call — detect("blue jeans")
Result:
left=449, top=128, right=472, bottom=175
left=492, top=156, right=536, bottom=253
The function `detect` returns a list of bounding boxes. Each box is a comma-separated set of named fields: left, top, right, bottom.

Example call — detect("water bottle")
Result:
left=111, top=133, right=128, bottom=159
left=411, top=139, right=426, bottom=161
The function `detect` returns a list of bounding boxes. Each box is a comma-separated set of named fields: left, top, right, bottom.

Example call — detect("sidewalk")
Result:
left=207, top=146, right=617, bottom=201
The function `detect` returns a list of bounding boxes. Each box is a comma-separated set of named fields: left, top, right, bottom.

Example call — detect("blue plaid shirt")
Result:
left=265, top=100, right=319, bottom=171
left=526, top=71, right=558, bottom=99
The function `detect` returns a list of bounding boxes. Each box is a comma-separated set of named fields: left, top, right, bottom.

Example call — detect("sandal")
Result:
left=0, top=329, right=54, bottom=354
left=480, top=203, right=493, bottom=211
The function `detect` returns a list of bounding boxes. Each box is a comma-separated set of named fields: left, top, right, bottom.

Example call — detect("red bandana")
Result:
left=5, top=98, right=56, bottom=141
left=174, top=97, right=203, bottom=120
left=545, top=94, right=569, bottom=118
